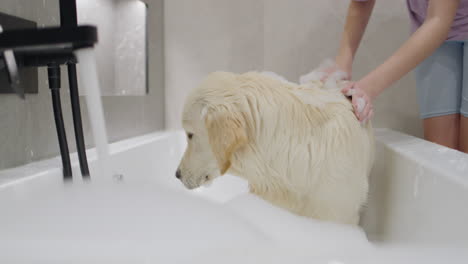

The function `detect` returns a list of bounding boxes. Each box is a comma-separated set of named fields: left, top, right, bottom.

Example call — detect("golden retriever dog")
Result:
left=176, top=71, right=374, bottom=225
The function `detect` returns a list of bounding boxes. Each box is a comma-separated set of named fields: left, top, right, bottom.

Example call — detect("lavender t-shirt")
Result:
left=355, top=0, right=468, bottom=41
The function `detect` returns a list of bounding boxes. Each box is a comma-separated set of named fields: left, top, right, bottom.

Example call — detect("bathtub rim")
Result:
left=0, top=128, right=467, bottom=190
left=0, top=130, right=185, bottom=189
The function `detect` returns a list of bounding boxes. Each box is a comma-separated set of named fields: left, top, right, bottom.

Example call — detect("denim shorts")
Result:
left=415, top=40, right=468, bottom=119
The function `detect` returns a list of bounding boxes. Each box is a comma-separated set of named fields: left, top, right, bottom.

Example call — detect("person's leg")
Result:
left=424, top=114, right=460, bottom=149
left=460, top=41, right=468, bottom=153
left=460, top=116, right=468, bottom=153
left=415, top=41, right=463, bottom=149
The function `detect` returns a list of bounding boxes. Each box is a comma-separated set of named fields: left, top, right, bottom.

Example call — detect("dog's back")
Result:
left=224, top=72, right=374, bottom=225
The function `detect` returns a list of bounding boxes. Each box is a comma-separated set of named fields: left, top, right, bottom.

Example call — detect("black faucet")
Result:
left=0, top=26, right=22, bottom=98
left=0, top=0, right=98, bottom=181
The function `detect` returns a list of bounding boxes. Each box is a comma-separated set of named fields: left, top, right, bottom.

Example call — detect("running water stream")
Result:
left=75, top=48, right=111, bottom=179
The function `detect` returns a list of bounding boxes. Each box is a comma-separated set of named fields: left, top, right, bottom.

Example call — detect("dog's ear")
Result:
left=205, top=108, right=247, bottom=175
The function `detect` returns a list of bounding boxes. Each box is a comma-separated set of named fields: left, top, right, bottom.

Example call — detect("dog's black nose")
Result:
left=175, top=169, right=181, bottom=179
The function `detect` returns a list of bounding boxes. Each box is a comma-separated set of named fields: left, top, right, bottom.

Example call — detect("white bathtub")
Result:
left=0, top=129, right=467, bottom=263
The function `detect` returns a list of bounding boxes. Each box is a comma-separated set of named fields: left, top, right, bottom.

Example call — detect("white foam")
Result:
left=356, top=97, right=366, bottom=113
left=346, top=88, right=355, bottom=97
left=226, top=193, right=371, bottom=253
left=299, top=70, right=326, bottom=84
left=191, top=174, right=249, bottom=203
left=323, top=70, right=348, bottom=90
left=299, top=58, right=348, bottom=87
left=1, top=178, right=467, bottom=263
left=0, top=181, right=267, bottom=261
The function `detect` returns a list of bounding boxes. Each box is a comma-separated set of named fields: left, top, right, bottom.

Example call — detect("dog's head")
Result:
left=176, top=72, right=248, bottom=189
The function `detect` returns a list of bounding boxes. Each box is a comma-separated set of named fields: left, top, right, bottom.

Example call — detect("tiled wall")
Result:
left=77, top=0, right=116, bottom=96
left=78, top=0, right=148, bottom=96
left=0, top=0, right=165, bottom=170
left=164, top=0, right=423, bottom=137
left=114, top=0, right=148, bottom=96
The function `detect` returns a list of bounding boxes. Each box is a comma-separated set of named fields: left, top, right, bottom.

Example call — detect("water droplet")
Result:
left=456, top=159, right=467, bottom=171
left=113, top=173, right=124, bottom=182
left=413, top=166, right=423, bottom=197
left=437, top=147, right=449, bottom=154
left=169, top=147, right=176, bottom=156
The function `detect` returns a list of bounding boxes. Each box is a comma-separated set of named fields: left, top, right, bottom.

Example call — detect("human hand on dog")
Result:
left=319, top=60, right=352, bottom=82
left=341, top=81, right=374, bottom=125
left=299, top=59, right=351, bottom=85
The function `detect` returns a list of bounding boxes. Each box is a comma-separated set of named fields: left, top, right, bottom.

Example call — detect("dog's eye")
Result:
left=187, top=133, right=194, bottom=140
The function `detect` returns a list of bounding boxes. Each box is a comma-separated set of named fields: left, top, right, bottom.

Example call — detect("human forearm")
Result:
left=359, top=0, right=459, bottom=98
left=335, top=0, right=376, bottom=71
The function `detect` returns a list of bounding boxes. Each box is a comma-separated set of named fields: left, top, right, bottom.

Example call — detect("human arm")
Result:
left=343, top=0, right=460, bottom=122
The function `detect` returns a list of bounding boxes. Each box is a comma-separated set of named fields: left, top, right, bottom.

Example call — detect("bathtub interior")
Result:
left=0, top=129, right=468, bottom=262
left=147, top=129, right=468, bottom=246
left=0, top=131, right=375, bottom=262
